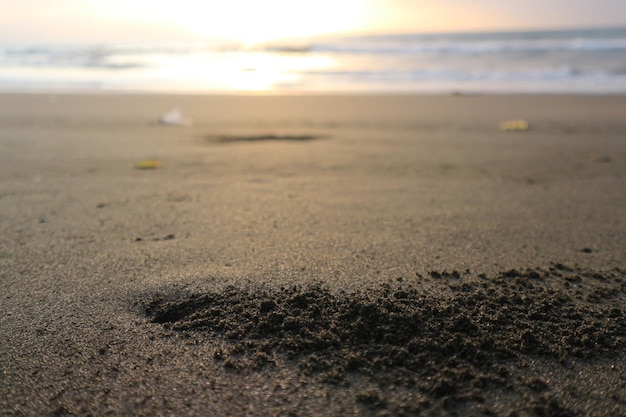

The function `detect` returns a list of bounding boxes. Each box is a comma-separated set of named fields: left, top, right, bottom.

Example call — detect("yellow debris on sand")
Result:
left=134, top=160, right=162, bottom=170
left=499, top=120, right=529, bottom=131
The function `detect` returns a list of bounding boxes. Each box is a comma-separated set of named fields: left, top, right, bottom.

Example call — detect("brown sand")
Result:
left=1, top=94, right=625, bottom=416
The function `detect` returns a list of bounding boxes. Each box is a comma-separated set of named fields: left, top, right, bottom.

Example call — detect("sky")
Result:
left=1, top=0, right=626, bottom=44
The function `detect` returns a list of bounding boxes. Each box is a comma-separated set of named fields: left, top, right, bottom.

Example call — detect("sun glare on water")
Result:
left=151, top=52, right=334, bottom=92
left=82, top=0, right=375, bottom=91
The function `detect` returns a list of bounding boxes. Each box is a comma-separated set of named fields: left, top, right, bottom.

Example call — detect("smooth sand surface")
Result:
left=1, top=94, right=625, bottom=416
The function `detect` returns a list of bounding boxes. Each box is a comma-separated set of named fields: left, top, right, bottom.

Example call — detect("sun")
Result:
left=90, top=0, right=373, bottom=45
left=175, top=0, right=371, bottom=44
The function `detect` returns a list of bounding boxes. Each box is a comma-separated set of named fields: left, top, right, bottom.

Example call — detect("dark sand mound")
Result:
left=142, top=265, right=626, bottom=416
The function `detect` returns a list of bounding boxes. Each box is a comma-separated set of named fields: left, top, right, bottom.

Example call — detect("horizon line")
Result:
left=3, top=23, right=625, bottom=46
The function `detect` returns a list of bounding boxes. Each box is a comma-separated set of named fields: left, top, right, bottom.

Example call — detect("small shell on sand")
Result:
left=158, top=108, right=193, bottom=126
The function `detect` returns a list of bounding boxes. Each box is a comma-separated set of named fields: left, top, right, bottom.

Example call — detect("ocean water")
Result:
left=1, top=27, right=626, bottom=94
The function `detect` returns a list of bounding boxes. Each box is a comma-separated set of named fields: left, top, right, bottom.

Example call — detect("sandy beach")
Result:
left=1, top=93, right=625, bottom=416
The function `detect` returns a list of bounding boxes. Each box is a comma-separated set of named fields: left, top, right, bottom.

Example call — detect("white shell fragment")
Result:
left=158, top=108, right=193, bottom=126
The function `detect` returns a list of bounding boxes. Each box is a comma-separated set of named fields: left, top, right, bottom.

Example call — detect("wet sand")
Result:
left=1, top=94, right=625, bottom=416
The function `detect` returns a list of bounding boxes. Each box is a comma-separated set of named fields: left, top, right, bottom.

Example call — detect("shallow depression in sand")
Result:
left=206, top=133, right=327, bottom=143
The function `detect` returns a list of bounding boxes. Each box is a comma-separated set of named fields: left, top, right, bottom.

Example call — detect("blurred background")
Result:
left=1, top=0, right=626, bottom=93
